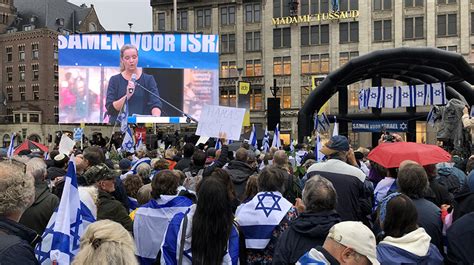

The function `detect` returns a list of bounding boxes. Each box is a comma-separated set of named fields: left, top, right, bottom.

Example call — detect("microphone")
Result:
left=128, top=74, right=137, bottom=94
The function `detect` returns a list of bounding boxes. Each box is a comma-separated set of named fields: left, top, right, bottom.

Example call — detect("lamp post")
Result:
left=236, top=67, right=243, bottom=107
left=270, top=78, right=279, bottom=98
left=128, top=23, right=133, bottom=33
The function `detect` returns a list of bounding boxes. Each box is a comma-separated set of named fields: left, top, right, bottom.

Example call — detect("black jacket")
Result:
left=225, top=160, right=256, bottom=199
left=452, top=185, right=474, bottom=221
left=97, top=190, right=133, bottom=233
left=47, top=167, right=66, bottom=181
left=446, top=212, right=474, bottom=264
left=273, top=211, right=341, bottom=265
left=203, top=145, right=229, bottom=177
left=19, top=181, right=59, bottom=235
left=412, top=198, right=444, bottom=255
left=0, top=218, right=41, bottom=265
left=425, top=179, right=454, bottom=207
left=175, top=157, right=192, bottom=171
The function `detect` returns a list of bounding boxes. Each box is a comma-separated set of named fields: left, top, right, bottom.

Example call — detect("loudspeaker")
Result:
left=267, top=98, right=281, bottom=130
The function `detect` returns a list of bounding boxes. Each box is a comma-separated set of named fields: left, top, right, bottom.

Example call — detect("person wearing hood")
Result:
left=19, top=158, right=59, bottom=236
left=273, top=175, right=341, bottom=264
left=376, top=193, right=443, bottom=264
left=225, top=148, right=257, bottom=199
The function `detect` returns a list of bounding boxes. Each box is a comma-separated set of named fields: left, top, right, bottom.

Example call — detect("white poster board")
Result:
left=58, top=134, right=76, bottom=155
left=196, top=105, right=246, bottom=141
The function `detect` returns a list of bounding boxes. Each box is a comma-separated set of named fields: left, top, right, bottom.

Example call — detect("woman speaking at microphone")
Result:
left=105, top=44, right=162, bottom=123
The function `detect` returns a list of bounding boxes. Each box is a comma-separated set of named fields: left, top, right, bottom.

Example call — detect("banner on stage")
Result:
left=196, top=105, right=246, bottom=141
left=58, top=33, right=219, bottom=124
left=352, top=120, right=408, bottom=132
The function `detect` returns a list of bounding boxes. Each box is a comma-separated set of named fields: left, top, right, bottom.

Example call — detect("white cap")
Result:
left=327, top=221, right=379, bottom=265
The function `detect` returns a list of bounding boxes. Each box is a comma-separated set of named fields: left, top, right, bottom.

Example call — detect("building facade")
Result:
left=151, top=0, right=474, bottom=147
left=0, top=0, right=105, bottom=147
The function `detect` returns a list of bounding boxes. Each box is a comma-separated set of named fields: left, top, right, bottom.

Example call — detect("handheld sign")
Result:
left=196, top=105, right=246, bottom=141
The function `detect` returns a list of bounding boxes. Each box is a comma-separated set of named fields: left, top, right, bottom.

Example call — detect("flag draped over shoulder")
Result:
left=134, top=195, right=193, bottom=265
left=35, top=158, right=96, bottom=264
left=235, top=191, right=292, bottom=249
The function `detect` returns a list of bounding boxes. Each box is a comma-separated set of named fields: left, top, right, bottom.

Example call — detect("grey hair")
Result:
left=136, top=145, right=147, bottom=154
left=26, top=157, right=47, bottom=180
left=136, top=163, right=151, bottom=179
left=0, top=162, right=35, bottom=216
left=302, top=175, right=337, bottom=213
left=72, top=220, right=138, bottom=265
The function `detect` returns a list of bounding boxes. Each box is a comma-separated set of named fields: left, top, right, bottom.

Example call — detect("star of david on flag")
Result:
left=255, top=192, right=282, bottom=217
left=116, top=99, right=129, bottom=133
left=271, top=123, right=281, bottom=149
left=261, top=127, right=270, bottom=153
left=121, top=127, right=135, bottom=153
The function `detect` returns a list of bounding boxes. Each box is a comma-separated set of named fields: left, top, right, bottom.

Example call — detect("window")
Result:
left=374, top=20, right=392, bottom=41
left=220, top=6, right=235, bottom=25
left=246, top=59, right=262, bottom=76
left=274, top=0, right=291, bottom=17
left=220, top=61, right=237, bottom=78
left=246, top=32, right=261, bottom=51
left=416, top=122, right=427, bottom=143
left=339, top=22, right=359, bottom=43
left=18, top=45, right=25, bottom=61
left=23, top=25, right=34, bottom=31
left=219, top=87, right=236, bottom=107
left=31, top=43, right=39, bottom=59
left=177, top=10, right=188, bottom=30
left=19, top=85, right=26, bottom=101
left=276, top=86, right=292, bottom=109
left=374, top=0, right=391, bottom=10
left=54, top=84, right=59, bottom=100
left=29, top=114, right=39, bottom=123
left=14, top=114, right=20, bottom=123
left=6, top=86, right=13, bottom=101
left=54, top=64, right=58, bottom=80
left=245, top=3, right=261, bottom=23
left=301, top=86, right=311, bottom=106
left=300, top=0, right=331, bottom=14
left=32, top=64, right=39, bottom=80
left=18, top=65, right=25, bottom=81
left=273, top=28, right=291, bottom=48
left=88, top=22, right=97, bottom=32
left=273, top=57, right=291, bottom=76
left=339, top=0, right=359, bottom=11
left=6, top=46, right=12, bottom=62
left=220, top=34, right=236, bottom=53
left=32, top=84, right=39, bottom=100
left=157, top=13, right=165, bottom=31
left=54, top=106, right=59, bottom=123
left=301, top=25, right=329, bottom=46
left=6, top=66, right=12, bottom=82
left=437, top=0, right=456, bottom=4
left=6, top=108, right=12, bottom=123
left=405, top=0, right=423, bottom=7
left=250, top=86, right=263, bottom=110
left=437, top=14, right=457, bottom=36
left=405, top=17, right=424, bottom=39
left=301, top=54, right=330, bottom=75
left=196, top=8, right=212, bottom=28
left=53, top=44, right=58, bottom=60
left=437, top=46, right=456, bottom=52
left=471, top=12, right=474, bottom=35
left=339, top=52, right=359, bottom=66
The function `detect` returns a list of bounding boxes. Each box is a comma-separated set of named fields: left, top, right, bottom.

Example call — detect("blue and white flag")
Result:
left=399, top=85, right=415, bottom=107
left=134, top=195, right=193, bottom=265
left=235, top=191, right=292, bottom=249
left=431, top=82, right=447, bottom=105
left=315, top=113, right=330, bottom=132
left=130, top=157, right=152, bottom=174
left=36, top=158, right=96, bottom=264
left=6, top=133, right=15, bottom=158
left=161, top=205, right=240, bottom=265
left=271, top=123, right=281, bottom=149
left=427, top=107, right=437, bottom=127
left=368, top=86, right=384, bottom=108
left=358, top=88, right=368, bottom=110
left=415, top=84, right=429, bottom=106
left=249, top=124, right=258, bottom=149
left=383, top=86, right=398, bottom=109
left=315, top=133, right=325, bottom=162
left=214, top=138, right=221, bottom=150
left=289, top=138, right=295, bottom=153
left=117, top=99, right=129, bottom=133
left=121, top=127, right=135, bottom=153
left=332, top=116, right=339, bottom=136
left=44, top=151, right=49, bottom=161
left=135, top=133, right=144, bottom=150
left=261, top=127, right=270, bottom=153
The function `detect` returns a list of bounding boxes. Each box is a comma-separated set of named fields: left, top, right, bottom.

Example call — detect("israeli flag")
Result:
left=320, top=113, right=330, bottom=131
left=358, top=88, right=368, bottom=110
left=134, top=195, right=193, bottom=265
left=315, top=133, right=325, bottom=162
left=332, top=116, right=339, bottom=136
left=414, top=84, right=429, bottom=106
left=235, top=191, right=292, bottom=249
left=432, top=82, right=447, bottom=105
left=427, top=107, right=436, bottom=127
left=399, top=85, right=415, bottom=107
left=383, top=86, right=398, bottom=109
left=121, top=127, right=135, bottom=153
left=35, top=158, right=96, bottom=264
left=249, top=124, right=258, bottom=149
left=261, top=127, right=270, bottom=153
left=130, top=157, right=152, bottom=174
left=161, top=205, right=240, bottom=265
left=214, top=138, right=221, bottom=150
left=116, top=99, right=129, bottom=133
left=271, top=123, right=281, bottom=149
left=368, top=86, right=384, bottom=108
left=6, top=133, right=15, bottom=158
left=289, top=138, right=295, bottom=153
left=135, top=133, right=144, bottom=150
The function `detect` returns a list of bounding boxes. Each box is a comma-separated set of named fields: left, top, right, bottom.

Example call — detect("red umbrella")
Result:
left=14, top=139, right=49, bottom=155
left=368, top=142, right=451, bottom=168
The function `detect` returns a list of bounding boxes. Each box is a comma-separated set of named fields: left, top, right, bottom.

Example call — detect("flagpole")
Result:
left=107, top=97, right=128, bottom=151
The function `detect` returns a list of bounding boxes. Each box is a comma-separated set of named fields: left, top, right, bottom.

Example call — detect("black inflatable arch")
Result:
left=298, top=47, right=474, bottom=142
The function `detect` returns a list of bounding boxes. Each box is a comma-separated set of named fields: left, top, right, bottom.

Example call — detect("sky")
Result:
left=68, top=0, right=153, bottom=32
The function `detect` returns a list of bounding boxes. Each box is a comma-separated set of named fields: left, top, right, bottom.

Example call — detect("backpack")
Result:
left=183, top=169, right=204, bottom=192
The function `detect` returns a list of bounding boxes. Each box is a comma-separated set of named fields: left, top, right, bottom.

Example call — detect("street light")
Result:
left=128, top=23, right=133, bottom=32
left=270, top=78, right=279, bottom=97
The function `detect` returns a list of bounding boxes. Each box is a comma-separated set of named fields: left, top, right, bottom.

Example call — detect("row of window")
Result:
left=5, top=84, right=41, bottom=101
left=5, top=44, right=58, bottom=63
left=157, top=3, right=261, bottom=31
left=5, top=64, right=40, bottom=82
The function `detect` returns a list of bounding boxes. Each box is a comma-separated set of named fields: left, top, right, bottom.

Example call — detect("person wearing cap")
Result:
left=84, top=163, right=133, bottom=232
left=297, top=221, right=379, bottom=265
left=306, top=135, right=372, bottom=224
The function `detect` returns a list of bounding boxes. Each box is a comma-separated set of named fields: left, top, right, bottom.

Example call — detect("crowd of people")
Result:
left=1, top=133, right=474, bottom=264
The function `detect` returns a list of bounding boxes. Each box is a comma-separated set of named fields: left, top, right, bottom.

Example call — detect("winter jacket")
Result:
left=0, top=217, right=41, bottom=265
left=446, top=212, right=474, bottom=264
left=297, top=246, right=340, bottom=265
left=203, top=145, right=229, bottom=177
left=97, top=190, right=133, bottom=232
left=46, top=166, right=66, bottom=181
left=174, top=157, right=191, bottom=171
left=425, top=179, right=454, bottom=207
left=452, top=184, right=474, bottom=221
left=19, top=181, right=59, bottom=235
left=377, top=228, right=443, bottom=264
left=225, top=160, right=256, bottom=199
left=273, top=211, right=341, bottom=264
left=411, top=198, right=444, bottom=255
